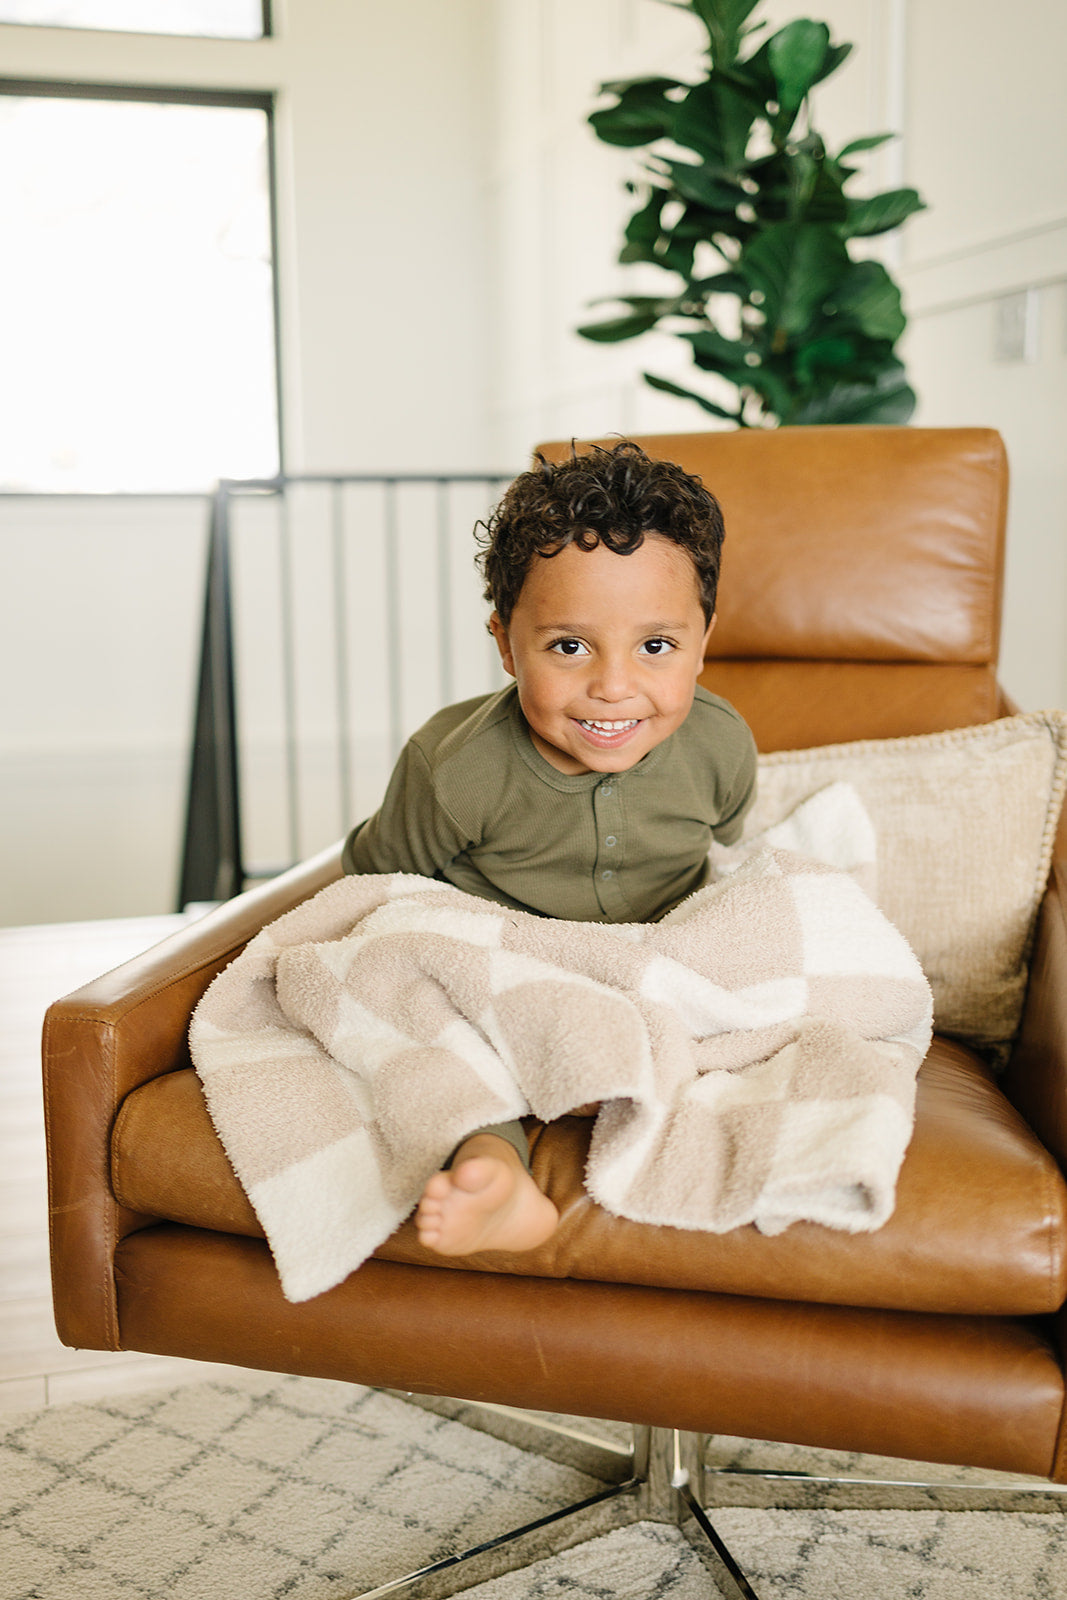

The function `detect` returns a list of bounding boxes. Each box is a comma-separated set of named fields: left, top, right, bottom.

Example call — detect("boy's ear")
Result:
left=700, top=612, right=717, bottom=657
left=489, top=612, right=517, bottom=677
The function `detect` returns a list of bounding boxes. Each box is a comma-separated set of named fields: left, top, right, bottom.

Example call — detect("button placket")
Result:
left=592, top=779, right=626, bottom=914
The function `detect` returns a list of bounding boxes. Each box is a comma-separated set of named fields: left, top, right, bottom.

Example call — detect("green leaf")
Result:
left=651, top=206, right=746, bottom=276
left=793, top=335, right=857, bottom=382
left=745, top=147, right=848, bottom=228
left=669, top=205, right=742, bottom=241
left=821, top=154, right=859, bottom=187
left=577, top=312, right=661, bottom=343
left=737, top=360, right=794, bottom=420
left=842, top=186, right=926, bottom=237
left=728, top=35, right=777, bottom=101
left=838, top=132, right=895, bottom=158
left=687, top=270, right=752, bottom=301
left=768, top=20, right=830, bottom=124
left=618, top=188, right=669, bottom=264
left=811, top=40, right=852, bottom=86
left=585, top=294, right=679, bottom=312
left=824, top=260, right=906, bottom=341
left=589, top=109, right=671, bottom=147
left=598, top=75, right=684, bottom=97
left=685, top=327, right=759, bottom=374
left=787, top=365, right=916, bottom=425
left=671, top=77, right=754, bottom=169
left=692, top=0, right=762, bottom=29
left=738, top=222, right=849, bottom=336
left=659, top=158, right=744, bottom=211
left=661, top=239, right=699, bottom=276
left=589, top=77, right=683, bottom=147
left=801, top=162, right=850, bottom=224
left=691, top=0, right=764, bottom=68
left=643, top=370, right=742, bottom=421
left=682, top=327, right=796, bottom=418
left=576, top=295, right=680, bottom=342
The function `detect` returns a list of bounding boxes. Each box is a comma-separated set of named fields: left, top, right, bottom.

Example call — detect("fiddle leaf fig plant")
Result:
left=579, top=0, right=925, bottom=426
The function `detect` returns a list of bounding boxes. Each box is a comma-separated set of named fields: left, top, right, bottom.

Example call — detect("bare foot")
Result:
left=415, top=1133, right=559, bottom=1256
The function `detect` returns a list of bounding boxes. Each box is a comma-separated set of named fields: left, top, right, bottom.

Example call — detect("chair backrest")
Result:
left=535, top=427, right=1008, bottom=752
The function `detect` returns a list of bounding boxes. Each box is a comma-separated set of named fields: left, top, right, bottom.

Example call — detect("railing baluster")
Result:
left=278, top=486, right=301, bottom=867
left=177, top=484, right=244, bottom=908
left=182, top=470, right=514, bottom=895
left=383, top=479, right=403, bottom=762
left=436, top=479, right=453, bottom=709
left=485, top=477, right=508, bottom=687
left=332, top=480, right=353, bottom=834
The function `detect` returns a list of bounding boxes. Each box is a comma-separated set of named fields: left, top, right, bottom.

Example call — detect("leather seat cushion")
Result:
left=111, top=1035, right=1067, bottom=1316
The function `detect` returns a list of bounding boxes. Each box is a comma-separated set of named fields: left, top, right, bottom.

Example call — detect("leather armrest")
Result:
left=1002, top=852, right=1067, bottom=1176
left=43, top=840, right=344, bottom=1352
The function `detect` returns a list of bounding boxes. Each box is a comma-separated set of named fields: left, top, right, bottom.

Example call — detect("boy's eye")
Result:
left=550, top=638, right=589, bottom=657
left=640, top=637, right=675, bottom=656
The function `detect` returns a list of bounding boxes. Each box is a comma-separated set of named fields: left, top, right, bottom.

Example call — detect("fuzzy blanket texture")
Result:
left=191, top=810, right=932, bottom=1304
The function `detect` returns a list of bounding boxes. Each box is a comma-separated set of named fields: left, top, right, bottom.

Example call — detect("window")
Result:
left=0, top=0, right=267, bottom=38
left=0, top=86, right=280, bottom=491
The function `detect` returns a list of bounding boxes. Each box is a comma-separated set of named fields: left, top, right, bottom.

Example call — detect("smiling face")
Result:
left=489, top=533, right=715, bottom=775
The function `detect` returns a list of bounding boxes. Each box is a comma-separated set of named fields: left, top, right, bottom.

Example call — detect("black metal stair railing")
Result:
left=178, top=471, right=513, bottom=910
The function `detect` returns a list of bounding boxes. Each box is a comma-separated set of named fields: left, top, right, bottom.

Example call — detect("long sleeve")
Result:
left=710, top=729, right=758, bottom=846
left=342, top=737, right=476, bottom=878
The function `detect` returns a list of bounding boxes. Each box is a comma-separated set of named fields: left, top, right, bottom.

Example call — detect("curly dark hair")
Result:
left=475, top=441, right=724, bottom=626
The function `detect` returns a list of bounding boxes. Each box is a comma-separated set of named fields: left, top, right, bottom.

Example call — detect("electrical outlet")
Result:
left=994, top=289, right=1037, bottom=363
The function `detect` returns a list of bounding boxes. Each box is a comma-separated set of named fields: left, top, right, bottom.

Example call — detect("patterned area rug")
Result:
left=3, top=1370, right=1067, bottom=1599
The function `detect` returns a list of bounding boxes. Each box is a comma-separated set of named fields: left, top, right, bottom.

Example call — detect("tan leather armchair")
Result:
left=44, top=427, right=1067, bottom=1598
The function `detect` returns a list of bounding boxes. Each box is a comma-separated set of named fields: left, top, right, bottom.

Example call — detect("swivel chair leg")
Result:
left=354, top=1404, right=763, bottom=1600
left=635, top=1427, right=760, bottom=1600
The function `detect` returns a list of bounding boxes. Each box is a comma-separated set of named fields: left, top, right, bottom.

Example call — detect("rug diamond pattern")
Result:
left=2, top=1371, right=1067, bottom=1599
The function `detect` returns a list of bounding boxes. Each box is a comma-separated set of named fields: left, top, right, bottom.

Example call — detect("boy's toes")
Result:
left=414, top=1203, right=443, bottom=1240
left=420, top=1170, right=453, bottom=1202
left=448, top=1156, right=496, bottom=1196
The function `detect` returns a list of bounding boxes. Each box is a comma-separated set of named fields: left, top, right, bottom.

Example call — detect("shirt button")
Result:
left=605, top=836, right=617, bottom=847
left=601, top=869, right=614, bottom=880
left=600, top=784, right=613, bottom=797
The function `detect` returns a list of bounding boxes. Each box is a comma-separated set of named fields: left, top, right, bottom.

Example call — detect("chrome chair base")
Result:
left=356, top=1400, right=754, bottom=1600
left=346, top=1393, right=1067, bottom=1600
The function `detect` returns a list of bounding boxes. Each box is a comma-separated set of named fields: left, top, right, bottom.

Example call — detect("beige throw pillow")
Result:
left=723, top=713, right=1067, bottom=1049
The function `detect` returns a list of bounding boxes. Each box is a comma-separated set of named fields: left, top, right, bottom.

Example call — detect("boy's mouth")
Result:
left=575, top=718, right=641, bottom=745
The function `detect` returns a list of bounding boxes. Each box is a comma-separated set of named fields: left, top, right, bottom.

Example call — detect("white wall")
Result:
left=898, top=0, right=1067, bottom=713
left=1, top=495, right=209, bottom=923
left=1, top=0, right=495, bottom=925
left=485, top=0, right=1067, bottom=714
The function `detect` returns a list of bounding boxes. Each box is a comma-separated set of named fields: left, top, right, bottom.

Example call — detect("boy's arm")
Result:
left=709, top=728, right=758, bottom=848
left=342, top=737, right=475, bottom=879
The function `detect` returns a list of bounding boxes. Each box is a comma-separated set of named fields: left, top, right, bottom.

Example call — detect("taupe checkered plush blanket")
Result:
left=190, top=848, right=933, bottom=1303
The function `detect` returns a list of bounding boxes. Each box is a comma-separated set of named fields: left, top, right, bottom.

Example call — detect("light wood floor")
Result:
left=0, top=913, right=253, bottom=1413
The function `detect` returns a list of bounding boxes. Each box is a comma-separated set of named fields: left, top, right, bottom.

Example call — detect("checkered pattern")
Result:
left=191, top=849, right=932, bottom=1303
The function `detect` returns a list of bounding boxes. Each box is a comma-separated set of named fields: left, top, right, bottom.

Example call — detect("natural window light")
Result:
left=0, top=0, right=266, bottom=38
left=0, top=91, right=279, bottom=492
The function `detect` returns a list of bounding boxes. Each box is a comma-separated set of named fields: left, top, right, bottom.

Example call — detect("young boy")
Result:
left=342, top=441, right=757, bottom=1258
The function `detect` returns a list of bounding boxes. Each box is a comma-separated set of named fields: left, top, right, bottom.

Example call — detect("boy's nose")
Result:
left=588, top=654, right=638, bottom=703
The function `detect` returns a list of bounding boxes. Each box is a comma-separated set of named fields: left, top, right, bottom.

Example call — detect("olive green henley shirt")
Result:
left=342, top=684, right=756, bottom=924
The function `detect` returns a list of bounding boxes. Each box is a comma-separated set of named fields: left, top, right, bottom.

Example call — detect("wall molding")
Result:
left=903, top=217, right=1067, bottom=317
